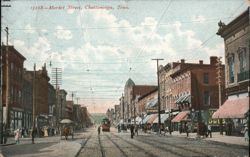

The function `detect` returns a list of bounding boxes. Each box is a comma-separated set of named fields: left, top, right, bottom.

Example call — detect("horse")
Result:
left=63, top=127, right=70, bottom=140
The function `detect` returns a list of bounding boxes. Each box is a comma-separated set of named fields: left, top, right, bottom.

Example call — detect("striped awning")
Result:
left=153, top=114, right=169, bottom=123
left=171, top=111, right=189, bottom=122
left=212, top=97, right=249, bottom=119
left=176, top=94, right=191, bottom=104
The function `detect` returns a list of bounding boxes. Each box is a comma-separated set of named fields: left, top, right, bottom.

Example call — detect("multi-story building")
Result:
left=119, top=95, right=125, bottom=123
left=159, top=57, right=225, bottom=132
left=1, top=45, right=26, bottom=132
left=22, top=69, right=33, bottom=130
left=123, top=78, right=157, bottom=123
left=58, top=89, right=67, bottom=120
left=48, top=83, right=56, bottom=127
left=213, top=8, right=249, bottom=134
left=80, top=106, right=91, bottom=128
left=114, top=104, right=120, bottom=123
left=65, top=101, right=73, bottom=120
left=26, top=65, right=50, bottom=115
left=136, top=88, right=158, bottom=117
left=25, top=64, right=50, bottom=129
left=73, top=104, right=82, bottom=130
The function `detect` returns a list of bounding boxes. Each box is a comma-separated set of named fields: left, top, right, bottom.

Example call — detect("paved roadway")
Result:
left=78, top=127, right=249, bottom=157
left=1, top=127, right=249, bottom=157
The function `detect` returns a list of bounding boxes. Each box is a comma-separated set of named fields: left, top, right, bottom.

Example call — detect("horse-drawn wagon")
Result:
left=60, top=119, right=74, bottom=140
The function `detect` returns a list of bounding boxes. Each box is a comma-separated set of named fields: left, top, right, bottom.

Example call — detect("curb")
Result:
left=0, top=143, right=16, bottom=146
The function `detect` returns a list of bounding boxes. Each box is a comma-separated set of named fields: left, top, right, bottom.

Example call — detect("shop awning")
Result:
left=146, top=99, right=158, bottom=108
left=141, top=114, right=151, bottom=124
left=176, top=94, right=191, bottom=104
left=147, top=114, right=158, bottom=124
left=153, top=114, right=169, bottom=123
left=171, top=111, right=189, bottom=122
left=131, top=117, right=142, bottom=124
left=212, top=97, right=249, bottom=119
left=175, top=95, right=185, bottom=104
left=183, top=95, right=191, bottom=103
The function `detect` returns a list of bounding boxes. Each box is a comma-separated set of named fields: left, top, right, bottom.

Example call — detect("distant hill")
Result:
left=89, top=113, right=107, bottom=125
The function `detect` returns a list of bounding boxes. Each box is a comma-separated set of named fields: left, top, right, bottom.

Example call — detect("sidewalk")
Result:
left=167, top=131, right=249, bottom=147
left=0, top=133, right=85, bottom=157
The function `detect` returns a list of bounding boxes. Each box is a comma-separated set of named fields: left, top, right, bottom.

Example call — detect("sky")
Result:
left=1, top=0, right=249, bottom=113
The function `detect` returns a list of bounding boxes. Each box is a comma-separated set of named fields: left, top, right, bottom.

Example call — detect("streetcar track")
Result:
left=105, top=134, right=129, bottom=157
left=75, top=135, right=92, bottom=157
left=136, top=136, right=212, bottom=157
left=110, top=132, right=158, bottom=157
left=98, top=134, right=106, bottom=157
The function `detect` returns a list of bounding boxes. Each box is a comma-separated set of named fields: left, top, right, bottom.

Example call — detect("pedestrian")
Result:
left=118, top=125, right=120, bottom=133
left=14, top=128, right=21, bottom=144
left=31, top=127, right=36, bottom=144
left=98, top=126, right=101, bottom=135
left=164, top=126, right=168, bottom=136
left=135, top=125, right=138, bottom=136
left=21, top=128, right=25, bottom=138
left=207, top=124, right=212, bottom=138
left=130, top=124, right=134, bottom=139
left=185, top=122, right=189, bottom=137
left=244, top=126, right=249, bottom=141
left=3, top=123, right=8, bottom=144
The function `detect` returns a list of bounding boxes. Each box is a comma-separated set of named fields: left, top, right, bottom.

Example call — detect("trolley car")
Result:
left=101, top=118, right=111, bottom=132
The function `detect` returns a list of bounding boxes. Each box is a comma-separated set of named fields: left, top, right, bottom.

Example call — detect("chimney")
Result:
left=210, top=56, right=217, bottom=65
left=199, top=60, right=203, bottom=65
left=181, top=59, right=185, bottom=64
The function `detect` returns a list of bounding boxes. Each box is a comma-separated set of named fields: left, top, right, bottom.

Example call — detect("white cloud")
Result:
left=14, top=37, right=51, bottom=70
left=25, top=24, right=35, bottom=34
left=54, top=26, right=72, bottom=40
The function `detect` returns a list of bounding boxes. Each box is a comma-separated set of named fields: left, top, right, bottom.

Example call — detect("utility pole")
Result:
left=216, top=57, right=223, bottom=135
left=152, top=58, right=164, bottom=134
left=4, top=27, right=9, bottom=131
left=70, top=91, right=77, bottom=102
left=121, top=94, right=124, bottom=126
left=32, top=64, right=36, bottom=143
left=0, top=42, right=3, bottom=144
left=76, top=97, right=80, bottom=105
left=52, top=68, right=62, bottom=129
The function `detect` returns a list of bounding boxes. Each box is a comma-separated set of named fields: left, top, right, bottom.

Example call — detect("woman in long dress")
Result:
left=244, top=126, right=249, bottom=141
left=14, top=129, right=21, bottom=144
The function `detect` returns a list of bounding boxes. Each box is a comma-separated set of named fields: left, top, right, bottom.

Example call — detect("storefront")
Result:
left=212, top=97, right=249, bottom=135
left=10, top=109, right=23, bottom=134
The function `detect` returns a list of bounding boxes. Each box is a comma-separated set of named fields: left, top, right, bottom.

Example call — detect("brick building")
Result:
left=22, top=69, right=33, bottom=130
left=25, top=65, right=50, bottom=116
left=65, top=100, right=73, bottom=120
left=1, top=45, right=26, bottom=131
left=213, top=8, right=249, bottom=134
left=123, top=78, right=157, bottom=123
left=159, top=57, right=225, bottom=132
left=136, top=88, right=158, bottom=116
left=48, top=83, right=56, bottom=127
left=58, top=89, right=67, bottom=120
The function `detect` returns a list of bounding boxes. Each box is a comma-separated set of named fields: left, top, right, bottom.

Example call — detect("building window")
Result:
left=203, top=73, right=209, bottom=84
left=11, top=86, right=14, bottom=102
left=10, top=62, right=14, bottom=72
left=203, top=91, right=210, bottom=106
left=228, top=54, right=234, bottom=83
left=238, top=47, right=247, bottom=72
left=237, top=47, right=249, bottom=82
left=18, top=90, right=22, bottom=103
